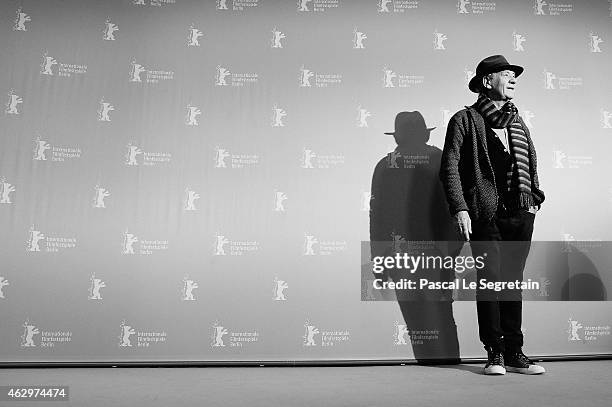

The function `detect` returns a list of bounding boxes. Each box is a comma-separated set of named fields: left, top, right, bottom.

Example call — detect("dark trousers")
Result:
left=470, top=207, right=535, bottom=352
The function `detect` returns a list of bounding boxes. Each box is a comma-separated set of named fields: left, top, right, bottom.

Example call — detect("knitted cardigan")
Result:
left=439, top=104, right=545, bottom=222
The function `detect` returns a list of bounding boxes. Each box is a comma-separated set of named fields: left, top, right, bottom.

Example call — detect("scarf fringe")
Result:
left=519, top=192, right=533, bottom=208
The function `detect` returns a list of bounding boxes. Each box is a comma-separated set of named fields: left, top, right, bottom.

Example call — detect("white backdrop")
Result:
left=0, top=0, right=611, bottom=362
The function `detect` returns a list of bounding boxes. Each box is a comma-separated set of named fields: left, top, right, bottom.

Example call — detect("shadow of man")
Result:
left=370, top=111, right=462, bottom=364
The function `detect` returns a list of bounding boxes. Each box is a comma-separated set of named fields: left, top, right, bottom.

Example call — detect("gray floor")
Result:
left=1, top=361, right=611, bottom=406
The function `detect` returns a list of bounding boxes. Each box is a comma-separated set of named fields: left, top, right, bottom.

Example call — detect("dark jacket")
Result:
left=439, top=104, right=545, bottom=222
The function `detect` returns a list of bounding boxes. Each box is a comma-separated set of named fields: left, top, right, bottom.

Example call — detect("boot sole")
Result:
left=483, top=366, right=506, bottom=375
left=506, top=366, right=545, bottom=375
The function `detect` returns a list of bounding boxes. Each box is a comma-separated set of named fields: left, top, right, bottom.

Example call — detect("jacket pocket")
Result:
left=464, top=186, right=478, bottom=215
left=464, top=185, right=476, bottom=201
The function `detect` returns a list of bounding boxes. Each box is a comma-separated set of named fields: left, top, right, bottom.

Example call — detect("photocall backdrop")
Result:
left=0, top=0, right=611, bottom=363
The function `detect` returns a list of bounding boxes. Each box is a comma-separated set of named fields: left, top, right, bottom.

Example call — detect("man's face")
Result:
left=483, top=69, right=517, bottom=100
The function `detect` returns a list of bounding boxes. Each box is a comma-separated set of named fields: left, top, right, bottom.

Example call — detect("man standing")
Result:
left=439, top=55, right=546, bottom=375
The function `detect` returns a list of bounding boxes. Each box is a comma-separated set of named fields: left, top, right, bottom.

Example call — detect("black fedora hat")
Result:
left=384, top=111, right=435, bottom=136
left=468, top=54, right=524, bottom=93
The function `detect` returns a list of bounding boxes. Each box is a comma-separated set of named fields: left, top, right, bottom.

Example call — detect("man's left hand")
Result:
left=527, top=205, right=539, bottom=214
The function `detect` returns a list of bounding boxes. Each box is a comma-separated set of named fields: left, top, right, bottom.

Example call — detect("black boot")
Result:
left=504, top=349, right=545, bottom=375
left=484, top=346, right=506, bottom=375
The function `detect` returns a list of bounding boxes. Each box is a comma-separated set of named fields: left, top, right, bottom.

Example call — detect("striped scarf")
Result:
left=474, top=93, right=535, bottom=209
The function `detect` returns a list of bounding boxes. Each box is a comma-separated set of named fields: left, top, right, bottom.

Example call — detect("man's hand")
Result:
left=455, top=210, right=472, bottom=241
left=527, top=205, right=539, bottom=214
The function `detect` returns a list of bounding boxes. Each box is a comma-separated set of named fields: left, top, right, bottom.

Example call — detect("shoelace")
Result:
left=489, top=352, right=504, bottom=366
left=515, top=352, right=533, bottom=365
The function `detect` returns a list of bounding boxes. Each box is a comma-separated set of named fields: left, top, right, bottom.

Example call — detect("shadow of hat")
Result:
left=468, top=54, right=524, bottom=93
left=384, top=111, right=435, bottom=143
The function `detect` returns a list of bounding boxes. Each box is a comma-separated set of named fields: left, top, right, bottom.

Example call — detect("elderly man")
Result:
left=439, top=55, right=546, bottom=375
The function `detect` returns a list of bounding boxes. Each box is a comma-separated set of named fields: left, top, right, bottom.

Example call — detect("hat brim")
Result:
left=384, top=127, right=436, bottom=135
left=468, top=64, right=524, bottom=93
